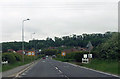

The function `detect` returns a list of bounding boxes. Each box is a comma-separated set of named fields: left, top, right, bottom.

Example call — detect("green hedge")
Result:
left=13, top=53, right=22, bottom=61
left=2, top=52, right=42, bottom=64
left=56, top=51, right=89, bottom=62
left=72, top=51, right=89, bottom=62
left=2, top=53, right=17, bottom=64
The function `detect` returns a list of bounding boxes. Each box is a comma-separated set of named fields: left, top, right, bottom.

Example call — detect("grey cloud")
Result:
left=1, top=0, right=118, bottom=42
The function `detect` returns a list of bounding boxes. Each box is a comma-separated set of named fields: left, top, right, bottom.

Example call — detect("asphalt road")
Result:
left=19, top=57, right=119, bottom=79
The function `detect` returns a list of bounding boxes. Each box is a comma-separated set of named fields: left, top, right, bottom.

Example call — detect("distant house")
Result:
left=61, top=45, right=66, bottom=48
left=63, top=47, right=87, bottom=53
left=16, top=50, right=27, bottom=55
left=16, top=50, right=23, bottom=55
left=48, top=47, right=57, bottom=49
left=8, top=49, right=16, bottom=53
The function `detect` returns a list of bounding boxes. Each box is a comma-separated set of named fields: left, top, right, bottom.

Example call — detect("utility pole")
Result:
left=22, top=19, right=30, bottom=63
left=31, top=33, right=35, bottom=62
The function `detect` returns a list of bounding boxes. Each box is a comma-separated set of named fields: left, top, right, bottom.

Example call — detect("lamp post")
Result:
left=22, top=18, right=30, bottom=63
left=31, top=32, right=35, bottom=51
left=31, top=32, right=36, bottom=62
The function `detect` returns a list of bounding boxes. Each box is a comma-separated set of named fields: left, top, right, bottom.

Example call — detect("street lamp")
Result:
left=31, top=32, right=36, bottom=62
left=22, top=18, right=30, bottom=63
left=31, top=32, right=35, bottom=52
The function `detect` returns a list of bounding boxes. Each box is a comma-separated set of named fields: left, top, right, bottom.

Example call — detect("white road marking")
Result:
left=58, top=70, right=62, bottom=73
left=55, top=67, right=58, bottom=70
left=42, top=61, right=45, bottom=62
left=54, top=66, right=69, bottom=79
left=55, top=67, right=62, bottom=73
left=64, top=62, right=77, bottom=67
left=64, top=75, right=69, bottom=79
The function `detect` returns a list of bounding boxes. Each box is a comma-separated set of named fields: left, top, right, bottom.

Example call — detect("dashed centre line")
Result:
left=58, top=70, right=62, bottom=73
left=55, top=67, right=58, bottom=70
left=54, top=66, right=69, bottom=79
left=55, top=66, right=63, bottom=73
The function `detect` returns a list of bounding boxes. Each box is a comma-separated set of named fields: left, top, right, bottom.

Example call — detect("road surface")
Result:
left=18, top=57, right=119, bottom=79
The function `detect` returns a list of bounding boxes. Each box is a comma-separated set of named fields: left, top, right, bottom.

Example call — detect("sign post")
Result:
left=86, top=41, right=93, bottom=62
left=27, top=51, right=35, bottom=56
left=61, top=52, right=66, bottom=59
left=27, top=51, right=35, bottom=62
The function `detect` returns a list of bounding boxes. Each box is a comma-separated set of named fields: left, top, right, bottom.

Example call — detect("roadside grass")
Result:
left=2, top=56, right=41, bottom=72
left=2, top=60, right=32, bottom=72
left=54, top=58, right=119, bottom=75
left=80, top=59, right=119, bottom=75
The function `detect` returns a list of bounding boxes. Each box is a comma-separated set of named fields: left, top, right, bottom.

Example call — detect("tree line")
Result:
left=2, top=31, right=116, bottom=53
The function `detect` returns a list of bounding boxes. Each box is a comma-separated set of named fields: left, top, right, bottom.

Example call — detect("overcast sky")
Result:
left=0, top=0, right=119, bottom=42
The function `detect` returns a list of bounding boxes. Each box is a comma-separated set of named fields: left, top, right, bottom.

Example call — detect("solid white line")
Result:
left=65, top=62, right=77, bottom=67
left=16, top=60, right=39, bottom=77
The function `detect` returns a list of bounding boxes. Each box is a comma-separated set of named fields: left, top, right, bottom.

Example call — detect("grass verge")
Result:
left=2, top=58, right=40, bottom=72
left=54, top=58, right=119, bottom=75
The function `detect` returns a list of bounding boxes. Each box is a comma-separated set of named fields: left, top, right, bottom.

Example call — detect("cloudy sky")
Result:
left=0, top=0, right=119, bottom=42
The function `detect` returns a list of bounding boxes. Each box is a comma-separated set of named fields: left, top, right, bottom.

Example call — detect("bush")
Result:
left=66, top=52, right=76, bottom=59
left=24, top=55, right=32, bottom=62
left=2, top=53, right=17, bottom=64
left=74, top=51, right=89, bottom=62
left=13, top=53, right=22, bottom=61
left=91, top=51, right=99, bottom=59
left=56, top=51, right=89, bottom=62
left=74, top=52, right=83, bottom=62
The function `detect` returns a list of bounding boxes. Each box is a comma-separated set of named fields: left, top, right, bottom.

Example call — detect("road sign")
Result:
left=88, top=54, right=92, bottom=58
left=27, top=51, right=35, bottom=56
left=82, top=58, right=89, bottom=64
left=39, top=49, right=41, bottom=52
left=23, top=51, right=25, bottom=54
left=83, top=54, right=87, bottom=58
left=61, top=52, right=66, bottom=56
left=86, top=41, right=93, bottom=52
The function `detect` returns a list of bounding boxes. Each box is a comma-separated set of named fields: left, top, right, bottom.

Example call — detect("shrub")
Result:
left=68, top=51, right=89, bottom=62
left=24, top=55, right=32, bottom=62
left=74, top=52, right=83, bottom=62
left=2, top=53, right=17, bottom=64
left=75, top=51, right=89, bottom=62
left=13, top=53, right=22, bottom=61
left=56, top=51, right=89, bottom=62
left=91, top=51, right=99, bottom=59
left=66, top=52, right=76, bottom=59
